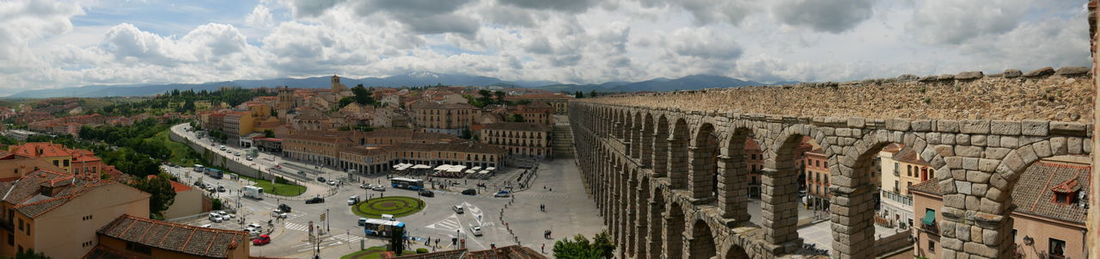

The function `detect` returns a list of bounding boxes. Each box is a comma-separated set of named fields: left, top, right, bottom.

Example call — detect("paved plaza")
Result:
left=163, top=134, right=605, bottom=259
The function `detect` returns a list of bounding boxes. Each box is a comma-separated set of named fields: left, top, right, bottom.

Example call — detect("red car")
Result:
left=252, top=235, right=271, bottom=246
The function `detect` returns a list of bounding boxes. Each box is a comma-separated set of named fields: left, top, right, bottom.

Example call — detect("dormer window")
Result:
left=1051, top=178, right=1081, bottom=205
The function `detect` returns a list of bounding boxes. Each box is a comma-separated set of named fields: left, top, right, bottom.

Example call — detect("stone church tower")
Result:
left=331, top=75, right=347, bottom=91
left=276, top=86, right=293, bottom=119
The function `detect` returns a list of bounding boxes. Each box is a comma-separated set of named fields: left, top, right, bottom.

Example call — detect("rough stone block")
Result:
left=1031, top=141, right=1052, bottom=158
left=983, top=148, right=1010, bottom=160
left=1068, top=137, right=1082, bottom=155
left=952, top=170, right=967, bottom=180
left=954, top=134, right=970, bottom=145
left=979, top=197, right=1001, bottom=214
left=967, top=171, right=991, bottom=183
left=1021, top=120, right=1049, bottom=136
left=940, top=179, right=957, bottom=193
left=990, top=121, right=1021, bottom=135
left=1050, top=137, right=1067, bottom=155
left=886, top=119, right=909, bottom=131
left=961, top=120, right=990, bottom=134
left=978, top=159, right=998, bottom=172
left=941, top=133, right=956, bottom=144
left=957, top=181, right=973, bottom=195
left=965, top=195, right=980, bottom=210
left=982, top=229, right=1001, bottom=246
left=999, top=136, right=1019, bottom=148
left=962, top=157, right=979, bottom=170
left=935, top=145, right=955, bottom=157
left=989, top=173, right=1008, bottom=190
left=847, top=118, right=865, bottom=128
left=942, top=236, right=963, bottom=250
left=971, top=226, right=983, bottom=243
left=938, top=120, right=960, bottom=133
left=957, top=224, right=971, bottom=241
left=972, top=183, right=988, bottom=196
left=955, top=146, right=982, bottom=157
left=912, top=120, right=933, bottom=131
left=971, top=135, right=987, bottom=146
left=985, top=187, right=1003, bottom=200
left=944, top=194, right=965, bottom=208
left=945, top=157, right=962, bottom=169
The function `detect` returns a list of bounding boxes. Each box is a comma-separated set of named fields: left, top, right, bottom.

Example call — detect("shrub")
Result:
left=416, top=248, right=429, bottom=254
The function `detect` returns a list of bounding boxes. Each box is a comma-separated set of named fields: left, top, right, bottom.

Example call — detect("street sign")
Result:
left=320, top=213, right=326, bottom=221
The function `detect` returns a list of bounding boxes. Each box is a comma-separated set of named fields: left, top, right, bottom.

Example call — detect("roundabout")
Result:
left=352, top=196, right=425, bottom=218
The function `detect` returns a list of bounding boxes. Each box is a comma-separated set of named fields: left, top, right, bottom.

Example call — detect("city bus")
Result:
left=361, top=218, right=405, bottom=237
left=390, top=177, right=424, bottom=190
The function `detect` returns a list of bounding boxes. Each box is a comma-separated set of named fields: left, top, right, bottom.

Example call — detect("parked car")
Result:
left=234, top=151, right=240, bottom=156
left=206, top=186, right=217, bottom=192
left=327, top=180, right=337, bottom=186
left=247, top=223, right=263, bottom=231
left=305, top=197, right=325, bottom=204
left=272, top=210, right=288, bottom=219
left=208, top=213, right=223, bottom=223
left=316, top=177, right=326, bottom=183
left=216, top=211, right=234, bottom=219
left=372, top=185, right=386, bottom=192
left=360, top=183, right=371, bottom=189
left=494, top=190, right=511, bottom=198
left=469, top=226, right=483, bottom=236
left=418, top=189, right=435, bottom=197
left=252, top=234, right=271, bottom=245
left=453, top=205, right=464, bottom=214
left=278, top=204, right=292, bottom=213
left=357, top=218, right=368, bottom=226
left=217, top=186, right=226, bottom=192
left=461, top=189, right=477, bottom=195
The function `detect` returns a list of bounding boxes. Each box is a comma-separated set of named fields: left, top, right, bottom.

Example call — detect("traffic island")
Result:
left=352, top=196, right=425, bottom=218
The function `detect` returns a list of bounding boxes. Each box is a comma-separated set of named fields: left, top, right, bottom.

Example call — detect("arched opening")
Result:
left=670, top=119, right=690, bottom=189
left=632, top=113, right=643, bottom=158
left=666, top=202, right=686, bottom=259
left=691, top=123, right=719, bottom=200
left=650, top=190, right=666, bottom=259
left=721, top=128, right=755, bottom=221
left=725, top=243, right=750, bottom=259
left=653, top=116, right=670, bottom=177
left=688, top=220, right=717, bottom=259
left=624, top=169, right=638, bottom=257
left=841, top=141, right=920, bottom=257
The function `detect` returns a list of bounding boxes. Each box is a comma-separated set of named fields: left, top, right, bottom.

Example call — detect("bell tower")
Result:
left=331, top=75, right=347, bottom=91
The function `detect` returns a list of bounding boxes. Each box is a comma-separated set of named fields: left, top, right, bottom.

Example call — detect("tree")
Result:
left=130, top=173, right=177, bottom=219
left=574, top=91, right=584, bottom=98
left=553, top=231, right=614, bottom=259
left=509, top=114, right=525, bottom=122
left=263, top=129, right=275, bottom=138
left=493, top=91, right=506, bottom=102
left=589, top=90, right=598, bottom=97
left=351, top=85, right=375, bottom=105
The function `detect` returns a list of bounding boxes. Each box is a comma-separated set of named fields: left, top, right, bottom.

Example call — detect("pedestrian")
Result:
left=541, top=244, right=545, bottom=253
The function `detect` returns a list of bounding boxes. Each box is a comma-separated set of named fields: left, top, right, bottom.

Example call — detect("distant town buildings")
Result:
left=479, top=122, right=551, bottom=159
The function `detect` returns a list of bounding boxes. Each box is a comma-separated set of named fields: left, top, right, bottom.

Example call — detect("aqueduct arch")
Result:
left=569, top=89, right=1092, bottom=259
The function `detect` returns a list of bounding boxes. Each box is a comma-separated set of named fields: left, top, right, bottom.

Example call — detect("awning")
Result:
left=922, top=210, right=935, bottom=225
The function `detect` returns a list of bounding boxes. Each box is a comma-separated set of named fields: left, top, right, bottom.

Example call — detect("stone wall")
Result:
left=169, top=129, right=264, bottom=180
left=569, top=100, right=1091, bottom=259
left=587, top=68, right=1091, bottom=123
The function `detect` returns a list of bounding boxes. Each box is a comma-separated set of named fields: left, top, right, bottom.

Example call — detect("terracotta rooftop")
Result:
left=97, top=214, right=248, bottom=258
left=0, top=170, right=126, bottom=217
left=891, top=146, right=930, bottom=166
left=910, top=159, right=1091, bottom=224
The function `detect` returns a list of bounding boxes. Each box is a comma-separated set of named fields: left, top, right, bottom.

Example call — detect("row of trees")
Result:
left=97, top=88, right=275, bottom=116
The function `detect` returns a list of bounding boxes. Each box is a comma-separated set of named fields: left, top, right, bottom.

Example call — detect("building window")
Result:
left=1049, top=238, right=1066, bottom=257
left=928, top=240, right=935, bottom=253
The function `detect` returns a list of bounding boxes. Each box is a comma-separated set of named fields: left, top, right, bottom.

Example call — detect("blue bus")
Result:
left=390, top=177, right=424, bottom=190
left=361, top=218, right=405, bottom=237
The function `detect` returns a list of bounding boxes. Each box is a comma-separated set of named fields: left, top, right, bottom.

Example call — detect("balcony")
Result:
left=920, top=221, right=938, bottom=235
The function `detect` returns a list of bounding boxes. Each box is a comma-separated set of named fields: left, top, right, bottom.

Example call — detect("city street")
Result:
left=164, top=124, right=605, bottom=258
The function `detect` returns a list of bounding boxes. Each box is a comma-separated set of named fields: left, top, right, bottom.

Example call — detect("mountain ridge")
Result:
left=8, top=72, right=770, bottom=98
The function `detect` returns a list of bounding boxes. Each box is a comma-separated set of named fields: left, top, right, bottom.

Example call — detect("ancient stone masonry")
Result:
left=590, top=69, right=1092, bottom=123
left=568, top=78, right=1092, bottom=258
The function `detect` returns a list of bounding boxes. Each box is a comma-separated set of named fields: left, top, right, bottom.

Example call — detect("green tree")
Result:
left=15, top=249, right=49, bottom=259
left=574, top=91, right=584, bottom=98
left=553, top=231, right=614, bottom=259
left=493, top=91, right=506, bottom=102
left=351, top=85, right=375, bottom=105
left=130, top=173, right=177, bottom=219
left=509, top=114, right=524, bottom=122
left=589, top=90, right=598, bottom=98
left=263, top=129, right=275, bottom=138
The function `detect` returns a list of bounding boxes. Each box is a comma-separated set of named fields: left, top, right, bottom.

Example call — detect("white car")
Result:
left=327, top=180, right=337, bottom=186
left=272, top=210, right=288, bottom=219
left=468, top=226, right=483, bottom=236
left=216, top=211, right=234, bottom=219
left=247, top=223, right=263, bottom=230
left=209, top=214, right=223, bottom=223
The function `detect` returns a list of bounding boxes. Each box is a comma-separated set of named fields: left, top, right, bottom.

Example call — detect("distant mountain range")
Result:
left=8, top=72, right=772, bottom=98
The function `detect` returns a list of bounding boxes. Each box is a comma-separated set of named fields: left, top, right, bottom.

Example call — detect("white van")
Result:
left=452, top=205, right=464, bottom=214
left=347, top=195, right=360, bottom=205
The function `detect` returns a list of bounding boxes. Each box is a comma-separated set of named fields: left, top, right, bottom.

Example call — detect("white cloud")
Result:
left=0, top=0, right=1092, bottom=95
left=246, top=4, right=274, bottom=28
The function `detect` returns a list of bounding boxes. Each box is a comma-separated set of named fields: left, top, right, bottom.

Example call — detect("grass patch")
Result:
left=352, top=196, right=425, bottom=218
left=150, top=129, right=201, bottom=166
left=341, top=246, right=417, bottom=259
left=236, top=173, right=306, bottom=197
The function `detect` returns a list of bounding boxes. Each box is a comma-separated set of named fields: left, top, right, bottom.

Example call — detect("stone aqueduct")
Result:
left=568, top=101, right=1093, bottom=259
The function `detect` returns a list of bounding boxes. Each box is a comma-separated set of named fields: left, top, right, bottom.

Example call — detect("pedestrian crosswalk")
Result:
left=331, top=234, right=363, bottom=243
left=285, top=222, right=309, bottom=232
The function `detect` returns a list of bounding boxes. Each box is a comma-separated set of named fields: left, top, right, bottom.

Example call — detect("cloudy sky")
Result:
left=0, top=0, right=1090, bottom=95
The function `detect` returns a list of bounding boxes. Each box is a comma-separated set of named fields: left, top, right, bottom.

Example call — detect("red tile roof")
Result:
left=98, top=214, right=249, bottom=258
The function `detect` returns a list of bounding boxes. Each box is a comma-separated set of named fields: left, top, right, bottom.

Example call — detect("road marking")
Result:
left=285, top=222, right=309, bottom=232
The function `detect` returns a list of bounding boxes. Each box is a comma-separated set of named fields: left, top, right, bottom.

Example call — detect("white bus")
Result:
left=242, top=186, right=264, bottom=200
left=194, top=164, right=204, bottom=172
left=390, top=177, right=424, bottom=190
left=361, top=218, right=405, bottom=237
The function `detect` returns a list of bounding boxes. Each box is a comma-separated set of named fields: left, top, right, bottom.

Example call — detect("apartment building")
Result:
left=7, top=143, right=107, bottom=179
left=509, top=102, right=554, bottom=126
left=410, top=103, right=478, bottom=136
left=339, top=142, right=505, bottom=174
left=503, top=93, right=572, bottom=114
left=911, top=157, right=1089, bottom=259
left=0, top=171, right=150, bottom=259
left=878, top=144, right=935, bottom=228
left=803, top=148, right=830, bottom=210
left=87, top=214, right=250, bottom=258
left=222, top=111, right=254, bottom=147
left=479, top=122, right=552, bottom=159
left=282, top=131, right=354, bottom=167
left=0, top=152, right=65, bottom=182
